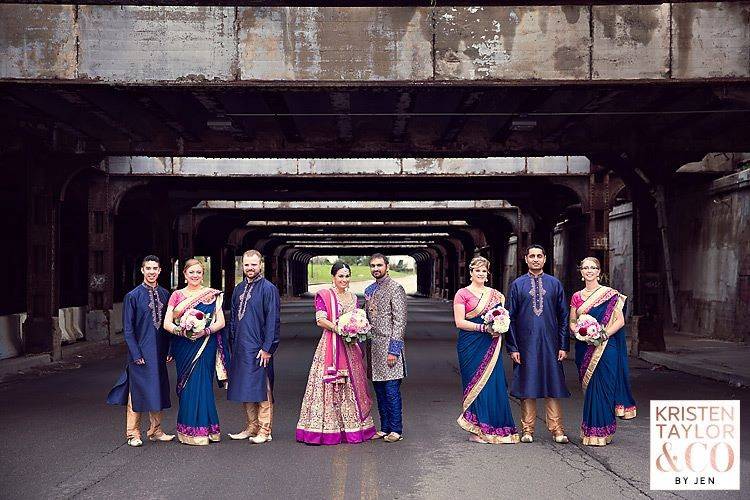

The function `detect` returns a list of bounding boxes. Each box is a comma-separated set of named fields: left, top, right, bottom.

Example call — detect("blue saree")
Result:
left=455, top=288, right=519, bottom=444
left=573, top=287, right=637, bottom=446
left=169, top=288, right=228, bottom=446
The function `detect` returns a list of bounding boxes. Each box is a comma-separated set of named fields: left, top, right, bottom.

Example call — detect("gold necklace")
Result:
left=581, top=285, right=602, bottom=298
left=334, top=288, right=353, bottom=309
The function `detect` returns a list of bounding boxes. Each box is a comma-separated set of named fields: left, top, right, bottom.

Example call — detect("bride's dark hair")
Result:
left=331, top=261, right=351, bottom=276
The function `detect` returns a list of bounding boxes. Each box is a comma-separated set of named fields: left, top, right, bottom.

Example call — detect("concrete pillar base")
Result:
left=86, top=310, right=111, bottom=342
left=23, top=316, right=62, bottom=361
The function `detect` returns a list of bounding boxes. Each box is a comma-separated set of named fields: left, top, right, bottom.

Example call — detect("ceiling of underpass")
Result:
left=3, top=82, right=750, bottom=158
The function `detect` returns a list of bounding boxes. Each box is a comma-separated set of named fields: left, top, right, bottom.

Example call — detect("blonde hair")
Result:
left=183, top=258, right=204, bottom=274
left=469, top=256, right=491, bottom=272
left=579, top=256, right=601, bottom=270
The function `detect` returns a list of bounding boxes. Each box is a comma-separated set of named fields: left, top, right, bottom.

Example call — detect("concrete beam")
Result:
left=1, top=4, right=748, bottom=82
left=101, top=156, right=591, bottom=176
left=434, top=6, right=590, bottom=80
left=196, top=200, right=515, bottom=209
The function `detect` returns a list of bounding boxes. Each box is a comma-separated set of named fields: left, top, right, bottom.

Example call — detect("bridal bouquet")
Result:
left=574, top=314, right=606, bottom=346
left=336, top=309, right=372, bottom=344
left=179, top=309, right=211, bottom=340
left=482, top=304, right=511, bottom=335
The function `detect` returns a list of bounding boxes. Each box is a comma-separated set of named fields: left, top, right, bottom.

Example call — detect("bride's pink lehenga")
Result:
left=295, top=289, right=376, bottom=445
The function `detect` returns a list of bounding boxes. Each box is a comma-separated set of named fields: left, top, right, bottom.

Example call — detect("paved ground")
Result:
left=0, top=297, right=747, bottom=499
left=639, top=333, right=750, bottom=388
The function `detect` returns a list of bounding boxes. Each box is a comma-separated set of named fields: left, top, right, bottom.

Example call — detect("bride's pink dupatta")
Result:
left=318, top=288, right=372, bottom=420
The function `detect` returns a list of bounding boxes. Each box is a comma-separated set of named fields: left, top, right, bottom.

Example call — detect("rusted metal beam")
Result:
left=435, top=90, right=484, bottom=145
left=391, top=91, right=415, bottom=143
left=191, top=90, right=255, bottom=142
left=262, top=92, right=302, bottom=143
left=330, top=91, right=353, bottom=144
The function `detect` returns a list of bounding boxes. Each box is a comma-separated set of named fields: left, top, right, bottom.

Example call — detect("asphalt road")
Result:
left=0, top=297, right=747, bottom=499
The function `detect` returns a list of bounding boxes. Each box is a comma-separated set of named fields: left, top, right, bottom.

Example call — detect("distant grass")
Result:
left=308, top=264, right=413, bottom=285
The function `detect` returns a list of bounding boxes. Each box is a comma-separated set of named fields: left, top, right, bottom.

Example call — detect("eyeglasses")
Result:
left=581, top=266, right=599, bottom=270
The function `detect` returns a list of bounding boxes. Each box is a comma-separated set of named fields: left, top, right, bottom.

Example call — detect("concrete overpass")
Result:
left=1, top=3, right=749, bottom=362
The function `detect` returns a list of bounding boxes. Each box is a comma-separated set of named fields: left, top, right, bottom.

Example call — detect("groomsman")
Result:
left=506, top=244, right=571, bottom=444
left=365, top=253, right=407, bottom=443
left=227, top=250, right=281, bottom=444
left=107, top=255, right=174, bottom=447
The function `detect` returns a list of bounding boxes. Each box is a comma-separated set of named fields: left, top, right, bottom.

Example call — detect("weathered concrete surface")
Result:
left=677, top=152, right=750, bottom=173
left=0, top=4, right=77, bottom=79
left=672, top=2, right=750, bottom=78
left=1, top=4, right=749, bottom=82
left=434, top=6, right=590, bottom=80
left=668, top=171, right=750, bottom=341
left=592, top=4, right=670, bottom=79
left=608, top=202, right=634, bottom=318
left=101, top=156, right=591, bottom=176
left=77, top=6, right=236, bottom=81
left=197, top=200, right=513, bottom=210
left=238, top=7, right=432, bottom=80
left=609, top=170, right=750, bottom=341
left=607, top=170, right=750, bottom=342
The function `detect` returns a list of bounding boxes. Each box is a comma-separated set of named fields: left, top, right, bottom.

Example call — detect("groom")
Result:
left=365, top=253, right=407, bottom=443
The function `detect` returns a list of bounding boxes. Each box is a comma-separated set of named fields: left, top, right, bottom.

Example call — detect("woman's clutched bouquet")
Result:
left=574, top=314, right=607, bottom=346
left=179, top=309, right=211, bottom=340
left=335, top=309, right=373, bottom=344
left=482, top=304, right=511, bottom=335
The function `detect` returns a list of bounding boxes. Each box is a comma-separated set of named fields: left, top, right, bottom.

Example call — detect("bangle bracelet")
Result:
left=174, top=326, right=182, bottom=336
left=204, top=327, right=211, bottom=336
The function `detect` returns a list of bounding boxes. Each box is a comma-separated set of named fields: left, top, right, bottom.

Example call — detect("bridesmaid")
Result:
left=570, top=257, right=636, bottom=446
left=453, top=256, right=519, bottom=444
left=163, top=259, right=228, bottom=446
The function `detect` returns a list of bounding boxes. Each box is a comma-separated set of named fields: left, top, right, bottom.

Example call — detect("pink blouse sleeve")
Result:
left=168, top=291, right=183, bottom=308
left=570, top=292, right=584, bottom=309
left=453, top=288, right=467, bottom=306
left=314, top=293, right=327, bottom=312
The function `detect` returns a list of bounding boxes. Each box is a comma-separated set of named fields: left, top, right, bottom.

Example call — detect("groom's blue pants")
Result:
left=372, top=379, right=403, bottom=434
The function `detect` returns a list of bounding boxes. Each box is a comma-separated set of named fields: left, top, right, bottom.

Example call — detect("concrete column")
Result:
left=631, top=192, right=666, bottom=351
left=210, top=248, right=222, bottom=290
left=23, top=165, right=62, bottom=358
left=585, top=172, right=611, bottom=272
left=86, top=175, right=114, bottom=342
left=176, top=213, right=194, bottom=286
left=515, top=209, right=534, bottom=276
left=151, top=208, right=173, bottom=291
left=223, top=245, right=237, bottom=300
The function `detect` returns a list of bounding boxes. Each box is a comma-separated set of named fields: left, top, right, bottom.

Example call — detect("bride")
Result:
left=296, top=262, right=377, bottom=445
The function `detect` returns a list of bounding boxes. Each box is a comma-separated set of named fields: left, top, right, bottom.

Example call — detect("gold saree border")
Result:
left=581, top=291, right=627, bottom=391
left=457, top=415, right=519, bottom=444
left=177, top=432, right=220, bottom=446
left=615, top=406, right=637, bottom=419
left=461, top=336, right=502, bottom=412
left=581, top=433, right=614, bottom=446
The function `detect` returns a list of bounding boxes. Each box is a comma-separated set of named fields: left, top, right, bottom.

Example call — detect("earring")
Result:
left=581, top=276, right=585, bottom=282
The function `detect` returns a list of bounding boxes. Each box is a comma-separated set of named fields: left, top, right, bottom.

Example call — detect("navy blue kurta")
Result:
left=506, top=273, right=571, bottom=399
left=227, top=277, right=281, bottom=403
left=107, top=284, right=172, bottom=412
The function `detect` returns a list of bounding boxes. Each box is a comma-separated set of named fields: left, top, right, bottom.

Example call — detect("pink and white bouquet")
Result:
left=574, top=314, right=606, bottom=346
left=482, top=304, right=511, bottom=335
left=336, top=309, right=372, bottom=344
left=179, top=309, right=211, bottom=340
